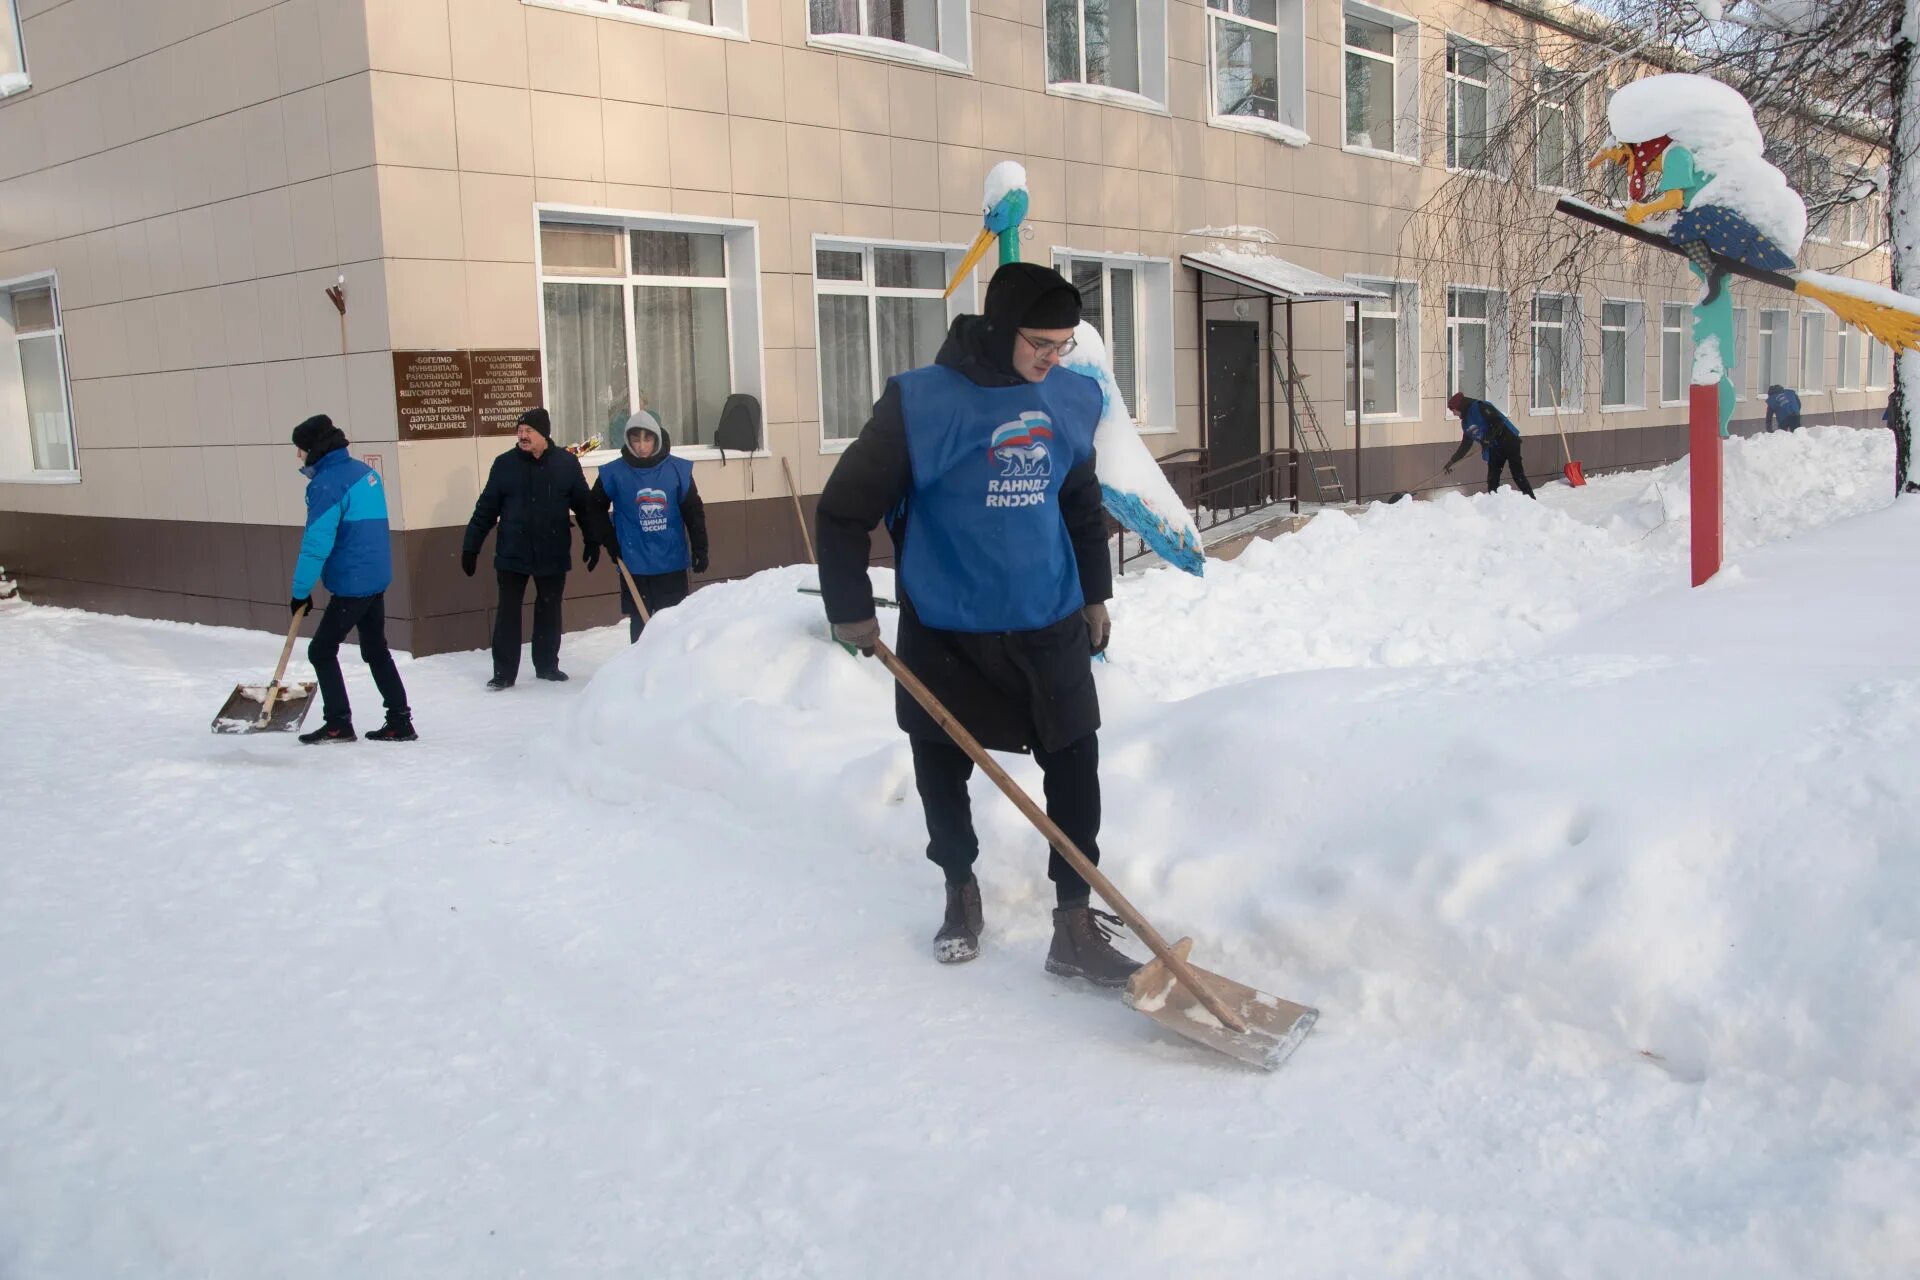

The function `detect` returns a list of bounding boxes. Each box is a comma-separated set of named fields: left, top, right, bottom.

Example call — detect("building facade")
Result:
left=0, top=0, right=1893, bottom=652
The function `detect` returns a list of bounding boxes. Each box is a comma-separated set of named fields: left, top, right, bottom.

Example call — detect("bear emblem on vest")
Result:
left=988, top=412, right=1054, bottom=479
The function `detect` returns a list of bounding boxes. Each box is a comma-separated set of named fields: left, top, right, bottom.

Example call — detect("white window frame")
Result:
left=1758, top=308, right=1788, bottom=392
left=1205, top=0, right=1308, bottom=146
left=1530, top=292, right=1580, bottom=412
left=806, top=0, right=972, bottom=73
left=0, top=271, right=78, bottom=483
left=534, top=205, right=765, bottom=465
left=1045, top=0, right=1170, bottom=113
left=813, top=237, right=971, bottom=455
left=1444, top=34, right=1502, bottom=177
left=1868, top=338, right=1892, bottom=389
left=524, top=0, right=749, bottom=43
left=1053, top=249, right=1175, bottom=434
left=0, top=0, right=27, bottom=98
left=1599, top=298, right=1644, bottom=411
left=1836, top=324, right=1859, bottom=390
left=1730, top=305, right=1746, bottom=399
left=1345, top=275, right=1419, bottom=422
left=1800, top=311, right=1827, bottom=394
left=1340, top=2, right=1418, bottom=164
left=1445, top=284, right=1507, bottom=407
left=1533, top=65, right=1578, bottom=194
left=1659, top=301, right=1690, bottom=406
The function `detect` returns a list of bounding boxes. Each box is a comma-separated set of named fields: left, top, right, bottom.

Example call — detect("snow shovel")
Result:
left=211, top=610, right=316, bottom=734
left=873, top=638, right=1317, bottom=1071
left=1549, top=381, right=1586, bottom=487
left=612, top=558, right=652, bottom=627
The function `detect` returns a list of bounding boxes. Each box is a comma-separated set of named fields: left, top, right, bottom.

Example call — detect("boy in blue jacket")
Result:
left=1444, top=391, right=1536, bottom=497
left=589, top=411, right=709, bottom=643
left=288, top=415, right=414, bottom=744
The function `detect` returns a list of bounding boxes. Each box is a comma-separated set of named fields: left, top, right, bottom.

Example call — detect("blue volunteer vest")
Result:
left=1462, top=400, right=1518, bottom=461
left=894, top=363, right=1102, bottom=633
left=599, top=453, right=695, bottom=575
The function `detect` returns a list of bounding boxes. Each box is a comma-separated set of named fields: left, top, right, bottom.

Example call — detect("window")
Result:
left=1047, top=0, right=1166, bottom=105
left=1534, top=67, right=1577, bottom=191
left=538, top=215, right=761, bottom=453
left=0, top=0, right=24, bottom=96
left=1660, top=302, right=1689, bottom=404
left=1600, top=300, right=1643, bottom=409
left=0, top=276, right=76, bottom=479
left=1057, top=251, right=1175, bottom=430
left=1869, top=340, right=1892, bottom=389
left=1800, top=312, right=1826, bottom=392
left=1758, top=309, right=1788, bottom=391
left=1836, top=325, right=1859, bottom=390
left=1207, top=0, right=1306, bottom=140
left=1446, top=37, right=1496, bottom=173
left=808, top=0, right=969, bottom=68
left=1531, top=294, right=1578, bottom=409
left=815, top=242, right=963, bottom=445
left=1731, top=306, right=1746, bottom=398
left=535, top=0, right=749, bottom=38
left=1345, top=278, right=1417, bottom=419
left=1342, top=5, right=1415, bottom=159
left=1446, top=286, right=1497, bottom=401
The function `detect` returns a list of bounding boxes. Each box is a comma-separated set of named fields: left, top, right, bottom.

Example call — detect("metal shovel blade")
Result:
left=211, top=682, right=317, bottom=734
left=1123, top=938, right=1318, bottom=1072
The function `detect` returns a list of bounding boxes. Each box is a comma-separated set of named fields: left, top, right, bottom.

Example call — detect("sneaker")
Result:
left=1045, top=905, right=1143, bottom=988
left=934, top=879, right=984, bottom=964
left=298, top=721, right=356, bottom=745
left=486, top=675, right=514, bottom=691
left=365, top=716, right=417, bottom=742
left=535, top=669, right=569, bottom=682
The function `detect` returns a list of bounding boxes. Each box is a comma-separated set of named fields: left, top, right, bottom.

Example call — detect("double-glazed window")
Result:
left=541, top=0, right=749, bottom=36
left=0, top=0, right=25, bottom=96
left=816, top=242, right=960, bottom=444
left=809, top=0, right=949, bottom=57
left=1342, top=4, right=1414, bottom=159
left=1534, top=67, right=1577, bottom=191
left=1346, top=278, right=1417, bottom=419
left=1056, top=255, right=1141, bottom=416
left=1446, top=287, right=1494, bottom=402
left=1532, top=294, right=1578, bottom=409
left=1600, top=300, right=1643, bottom=409
left=1446, top=38, right=1494, bottom=172
left=1800, top=312, right=1826, bottom=392
left=1869, top=340, right=1892, bottom=389
left=1660, top=302, right=1689, bottom=404
left=1731, top=307, right=1746, bottom=398
left=0, top=277, right=76, bottom=479
left=1758, top=309, right=1788, bottom=390
left=1207, top=0, right=1304, bottom=137
left=540, top=219, right=757, bottom=451
left=1047, top=0, right=1140, bottom=95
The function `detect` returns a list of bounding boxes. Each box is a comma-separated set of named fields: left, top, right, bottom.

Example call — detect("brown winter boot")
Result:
left=934, top=879, right=985, bottom=964
left=1045, top=904, right=1143, bottom=988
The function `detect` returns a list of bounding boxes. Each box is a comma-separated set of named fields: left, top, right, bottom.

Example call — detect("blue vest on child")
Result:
left=599, top=453, right=695, bottom=575
left=1462, top=400, right=1519, bottom=461
left=893, top=363, right=1102, bottom=633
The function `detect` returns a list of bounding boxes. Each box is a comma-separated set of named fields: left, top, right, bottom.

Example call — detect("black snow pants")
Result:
left=1487, top=438, right=1536, bottom=498
left=309, top=592, right=409, bottom=727
left=618, top=569, right=690, bottom=643
left=494, top=570, right=566, bottom=679
left=910, top=732, right=1102, bottom=906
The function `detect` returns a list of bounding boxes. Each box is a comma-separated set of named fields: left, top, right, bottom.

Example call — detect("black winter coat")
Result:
left=464, top=445, right=601, bottom=577
left=816, top=301, right=1111, bottom=755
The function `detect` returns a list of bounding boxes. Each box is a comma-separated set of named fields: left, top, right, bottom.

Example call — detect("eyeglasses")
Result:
left=1018, top=331, right=1077, bottom=358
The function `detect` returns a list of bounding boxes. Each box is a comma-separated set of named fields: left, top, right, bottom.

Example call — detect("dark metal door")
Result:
left=1206, top=320, right=1262, bottom=492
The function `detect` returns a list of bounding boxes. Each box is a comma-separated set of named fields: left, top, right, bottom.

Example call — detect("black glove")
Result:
left=832, top=617, right=880, bottom=657
left=1442, top=463, right=1454, bottom=475
left=289, top=596, right=312, bottom=617
left=1083, top=601, right=1110, bottom=656
left=460, top=548, right=477, bottom=577
left=691, top=550, right=709, bottom=575
left=583, top=542, right=601, bottom=572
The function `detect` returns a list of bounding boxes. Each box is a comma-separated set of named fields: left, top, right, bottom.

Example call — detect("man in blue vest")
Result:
left=589, top=410, right=709, bottom=642
left=288, top=414, right=414, bottom=744
left=815, top=261, right=1139, bottom=987
left=1444, top=390, right=1536, bottom=497
left=1765, top=384, right=1802, bottom=432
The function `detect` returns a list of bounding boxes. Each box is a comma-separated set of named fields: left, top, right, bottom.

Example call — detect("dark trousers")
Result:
left=493, top=570, right=565, bottom=679
left=309, top=592, right=409, bottom=727
left=1488, top=442, right=1536, bottom=497
left=910, top=733, right=1101, bottom=906
left=618, top=568, right=689, bottom=643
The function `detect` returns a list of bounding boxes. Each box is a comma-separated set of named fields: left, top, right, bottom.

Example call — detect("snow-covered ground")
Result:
left=3, top=426, right=1916, bottom=1278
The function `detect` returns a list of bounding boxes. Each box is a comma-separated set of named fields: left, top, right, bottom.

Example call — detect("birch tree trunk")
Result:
left=1891, top=0, right=1919, bottom=494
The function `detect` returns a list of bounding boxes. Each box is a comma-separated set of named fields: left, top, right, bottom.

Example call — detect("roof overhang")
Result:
left=1183, top=251, right=1388, bottom=305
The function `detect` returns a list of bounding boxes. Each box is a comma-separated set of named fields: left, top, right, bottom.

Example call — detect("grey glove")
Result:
left=1083, top=600, right=1110, bottom=656
left=833, top=617, right=880, bottom=657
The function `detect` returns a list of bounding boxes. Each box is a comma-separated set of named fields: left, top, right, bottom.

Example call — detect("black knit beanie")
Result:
left=517, top=407, right=553, bottom=441
left=291, top=414, right=336, bottom=453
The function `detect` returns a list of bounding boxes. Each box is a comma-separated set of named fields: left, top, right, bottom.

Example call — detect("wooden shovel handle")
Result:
left=780, top=458, right=817, bottom=565
left=614, top=558, right=652, bottom=625
left=258, top=606, right=305, bottom=725
left=872, top=638, right=1248, bottom=1033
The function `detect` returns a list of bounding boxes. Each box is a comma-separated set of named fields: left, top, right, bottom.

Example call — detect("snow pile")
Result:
left=1609, top=73, right=1808, bottom=255
left=982, top=160, right=1027, bottom=212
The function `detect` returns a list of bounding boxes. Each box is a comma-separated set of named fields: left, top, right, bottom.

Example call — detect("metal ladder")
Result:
left=1275, top=353, right=1347, bottom=503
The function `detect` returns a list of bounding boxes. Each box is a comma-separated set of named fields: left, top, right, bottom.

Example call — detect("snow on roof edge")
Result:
left=1182, top=251, right=1389, bottom=303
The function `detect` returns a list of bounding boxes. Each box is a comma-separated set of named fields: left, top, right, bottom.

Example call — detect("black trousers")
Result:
left=910, top=733, right=1101, bottom=906
left=494, top=570, right=565, bottom=678
left=309, top=592, right=409, bottom=727
left=1488, top=441, right=1536, bottom=497
left=618, top=569, right=689, bottom=643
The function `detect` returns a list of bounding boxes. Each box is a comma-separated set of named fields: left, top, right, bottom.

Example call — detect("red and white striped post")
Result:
left=1689, top=383, right=1723, bottom=587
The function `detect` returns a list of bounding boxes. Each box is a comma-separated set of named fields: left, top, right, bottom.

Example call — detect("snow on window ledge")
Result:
left=523, top=0, right=748, bottom=41
left=820, top=437, right=855, bottom=456
left=1527, top=406, right=1579, bottom=417
left=0, top=71, right=28, bottom=98
left=1207, top=114, right=1310, bottom=148
left=575, top=445, right=771, bottom=469
left=1047, top=82, right=1169, bottom=116
left=1342, top=143, right=1419, bottom=167
left=1599, top=404, right=1644, bottom=414
left=0, top=470, right=81, bottom=485
left=1136, top=424, right=1177, bottom=436
left=806, top=32, right=969, bottom=74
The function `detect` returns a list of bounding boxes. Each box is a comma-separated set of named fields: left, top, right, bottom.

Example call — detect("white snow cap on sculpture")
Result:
left=1607, top=74, right=1807, bottom=257
left=983, top=161, right=1028, bottom=210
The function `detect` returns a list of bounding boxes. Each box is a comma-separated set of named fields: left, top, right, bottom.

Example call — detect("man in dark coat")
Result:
left=815, top=261, right=1139, bottom=987
left=590, top=410, right=709, bottom=643
left=462, top=408, right=603, bottom=688
left=1444, top=390, right=1536, bottom=497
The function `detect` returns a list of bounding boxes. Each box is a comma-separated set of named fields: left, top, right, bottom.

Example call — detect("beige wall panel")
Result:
left=281, top=88, right=332, bottom=187
left=452, top=0, right=533, bottom=89
left=783, top=51, right=839, bottom=130
left=597, top=20, right=667, bottom=104
left=467, top=261, right=540, bottom=348
left=367, top=0, right=454, bottom=80
left=461, top=173, right=539, bottom=263
left=386, top=258, right=471, bottom=350
left=891, top=208, right=941, bottom=242
left=935, top=76, right=982, bottom=148
left=76, top=446, right=143, bottom=520
left=223, top=281, right=266, bottom=369
left=837, top=56, right=891, bottom=137
left=70, top=376, right=133, bottom=450
left=787, top=126, right=842, bottom=202
left=603, top=101, right=672, bottom=188
left=455, top=81, right=537, bottom=176
left=532, top=93, right=608, bottom=181
left=731, top=118, right=790, bottom=198
left=843, top=203, right=892, bottom=239
left=733, top=194, right=792, bottom=273
left=525, top=6, right=602, bottom=96
left=671, top=188, right=735, bottom=218
left=665, top=36, right=730, bottom=114
left=324, top=75, right=379, bottom=175
left=143, top=446, right=211, bottom=523
left=398, top=438, right=485, bottom=530
left=889, top=67, right=939, bottom=143
left=264, top=361, right=312, bottom=444
left=249, top=188, right=299, bottom=280
left=302, top=356, right=352, bottom=437
left=256, top=274, right=303, bottom=364
left=606, top=183, right=673, bottom=211
left=839, top=132, right=890, bottom=207
left=346, top=351, right=400, bottom=444
left=535, top=176, right=609, bottom=206
left=667, top=109, right=731, bottom=192
left=975, top=17, right=1022, bottom=90
left=317, top=0, right=373, bottom=83
left=371, top=73, right=460, bottom=171
left=890, top=138, right=938, bottom=212
left=378, top=166, right=466, bottom=261
left=229, top=364, right=273, bottom=447
left=202, top=444, right=247, bottom=525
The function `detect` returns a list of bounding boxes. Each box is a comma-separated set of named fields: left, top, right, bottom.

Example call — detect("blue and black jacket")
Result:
left=1448, top=398, right=1522, bottom=466
left=293, top=438, right=392, bottom=600
left=1766, top=386, right=1802, bottom=430
left=590, top=431, right=709, bottom=577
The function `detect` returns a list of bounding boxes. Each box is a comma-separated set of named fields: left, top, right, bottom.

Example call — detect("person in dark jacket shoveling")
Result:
left=462, top=408, right=603, bottom=688
left=590, top=411, right=710, bottom=643
left=815, top=261, right=1140, bottom=986
left=1444, top=391, right=1536, bottom=498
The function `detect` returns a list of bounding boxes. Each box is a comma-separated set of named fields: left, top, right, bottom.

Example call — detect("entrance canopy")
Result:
left=1182, top=251, right=1385, bottom=304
